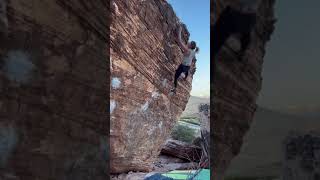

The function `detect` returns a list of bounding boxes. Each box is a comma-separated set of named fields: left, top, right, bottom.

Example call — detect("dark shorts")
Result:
left=174, top=64, right=190, bottom=88
left=177, top=64, right=190, bottom=74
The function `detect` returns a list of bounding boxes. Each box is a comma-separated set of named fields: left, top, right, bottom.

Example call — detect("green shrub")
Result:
left=171, top=124, right=196, bottom=143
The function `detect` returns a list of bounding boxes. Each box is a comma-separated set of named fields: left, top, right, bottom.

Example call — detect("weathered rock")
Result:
left=157, top=154, right=187, bottom=164
left=198, top=104, right=210, bottom=168
left=212, top=0, right=276, bottom=178
left=161, top=139, right=202, bottom=162
left=199, top=103, right=210, bottom=133
left=0, top=1, right=108, bottom=180
left=110, top=0, right=196, bottom=173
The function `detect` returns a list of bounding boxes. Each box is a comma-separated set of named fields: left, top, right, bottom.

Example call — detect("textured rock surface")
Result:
left=199, top=103, right=210, bottom=167
left=161, top=139, right=202, bottom=162
left=0, top=1, right=108, bottom=179
left=212, top=0, right=276, bottom=178
left=199, top=103, right=210, bottom=133
left=110, top=0, right=196, bottom=173
left=283, top=132, right=320, bottom=180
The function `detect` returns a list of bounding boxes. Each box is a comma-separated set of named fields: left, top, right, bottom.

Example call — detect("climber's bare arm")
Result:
left=178, top=26, right=190, bottom=54
left=192, top=58, right=196, bottom=66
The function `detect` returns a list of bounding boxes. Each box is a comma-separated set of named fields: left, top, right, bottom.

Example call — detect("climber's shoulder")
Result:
left=183, top=49, right=191, bottom=56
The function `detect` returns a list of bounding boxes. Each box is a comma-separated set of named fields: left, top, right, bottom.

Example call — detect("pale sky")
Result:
left=258, top=0, right=320, bottom=112
left=168, top=0, right=210, bottom=98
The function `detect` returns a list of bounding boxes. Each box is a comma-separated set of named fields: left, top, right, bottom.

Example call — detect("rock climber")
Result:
left=170, top=24, right=199, bottom=94
left=213, top=4, right=257, bottom=57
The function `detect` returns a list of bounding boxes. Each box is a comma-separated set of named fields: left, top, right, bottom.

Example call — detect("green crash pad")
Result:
left=161, top=169, right=210, bottom=180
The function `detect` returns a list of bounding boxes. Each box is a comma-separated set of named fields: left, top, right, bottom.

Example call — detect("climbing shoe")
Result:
left=170, top=88, right=176, bottom=93
left=169, top=88, right=176, bottom=96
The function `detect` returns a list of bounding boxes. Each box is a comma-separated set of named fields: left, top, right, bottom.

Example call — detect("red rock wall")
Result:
left=0, top=1, right=108, bottom=179
left=110, top=0, right=196, bottom=173
left=212, top=0, right=276, bottom=178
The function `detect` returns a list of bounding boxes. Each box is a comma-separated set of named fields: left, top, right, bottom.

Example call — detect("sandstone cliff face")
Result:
left=0, top=1, right=108, bottom=180
left=212, top=0, right=276, bottom=178
left=110, top=0, right=196, bottom=173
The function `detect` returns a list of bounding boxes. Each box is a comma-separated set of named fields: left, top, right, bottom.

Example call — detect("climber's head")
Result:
left=188, top=41, right=199, bottom=53
left=189, top=41, right=196, bottom=49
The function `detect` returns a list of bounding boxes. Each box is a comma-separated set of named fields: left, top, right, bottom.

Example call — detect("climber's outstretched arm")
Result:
left=178, top=25, right=190, bottom=54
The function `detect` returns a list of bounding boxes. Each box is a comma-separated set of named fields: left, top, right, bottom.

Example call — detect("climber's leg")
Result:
left=170, top=64, right=183, bottom=94
left=183, top=66, right=190, bottom=80
left=173, top=64, right=183, bottom=88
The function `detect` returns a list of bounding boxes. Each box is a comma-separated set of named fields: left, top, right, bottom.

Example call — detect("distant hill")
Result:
left=226, top=107, right=319, bottom=178
left=181, top=96, right=210, bottom=118
left=285, top=108, right=320, bottom=120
